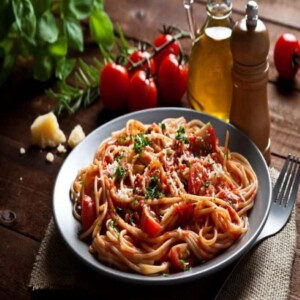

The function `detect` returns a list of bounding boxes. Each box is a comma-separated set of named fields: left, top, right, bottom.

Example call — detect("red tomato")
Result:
left=189, top=123, right=217, bottom=156
left=140, top=205, right=162, bottom=237
left=128, top=70, right=158, bottom=111
left=154, top=34, right=180, bottom=68
left=175, top=202, right=194, bottom=226
left=168, top=243, right=191, bottom=271
left=100, top=62, right=130, bottom=110
left=81, top=194, right=96, bottom=231
left=157, top=54, right=188, bottom=105
left=274, top=33, right=300, bottom=79
left=188, top=162, right=207, bottom=195
left=127, top=50, right=156, bottom=76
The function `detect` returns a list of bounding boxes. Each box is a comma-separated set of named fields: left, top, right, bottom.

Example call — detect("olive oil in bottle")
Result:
left=187, top=0, right=233, bottom=122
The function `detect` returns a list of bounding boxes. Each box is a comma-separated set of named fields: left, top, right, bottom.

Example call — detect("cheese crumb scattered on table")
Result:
left=68, top=125, right=85, bottom=148
left=46, top=152, right=54, bottom=163
left=19, top=147, right=26, bottom=155
left=31, top=112, right=66, bottom=148
left=57, top=144, right=67, bottom=153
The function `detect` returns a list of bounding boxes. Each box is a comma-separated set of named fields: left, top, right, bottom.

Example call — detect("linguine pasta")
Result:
left=71, top=117, right=258, bottom=275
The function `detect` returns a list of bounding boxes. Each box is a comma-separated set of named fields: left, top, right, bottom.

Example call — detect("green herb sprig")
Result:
left=0, top=0, right=114, bottom=86
left=47, top=57, right=102, bottom=114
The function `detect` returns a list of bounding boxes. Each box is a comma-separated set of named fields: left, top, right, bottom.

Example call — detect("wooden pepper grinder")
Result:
left=230, top=0, right=271, bottom=163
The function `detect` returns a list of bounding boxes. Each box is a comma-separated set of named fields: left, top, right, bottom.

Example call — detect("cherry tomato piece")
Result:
left=140, top=205, right=162, bottom=237
left=81, top=194, right=96, bottom=231
left=154, top=34, right=180, bottom=68
left=127, top=50, right=156, bottom=76
left=175, top=202, right=194, bottom=226
left=128, top=70, right=158, bottom=111
left=189, top=123, right=217, bottom=156
left=100, top=62, right=130, bottom=110
left=274, top=33, right=300, bottom=79
left=168, top=243, right=191, bottom=271
left=157, top=54, right=188, bottom=105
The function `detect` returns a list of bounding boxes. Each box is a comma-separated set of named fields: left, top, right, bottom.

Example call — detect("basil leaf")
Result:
left=33, top=51, right=53, bottom=81
left=93, top=0, right=104, bottom=11
left=0, top=0, right=14, bottom=41
left=89, top=9, right=114, bottom=50
left=66, top=0, right=93, bottom=20
left=48, top=36, right=68, bottom=56
left=31, top=0, right=51, bottom=18
left=12, top=0, right=36, bottom=44
left=38, top=11, right=58, bottom=44
left=56, top=58, right=76, bottom=80
left=65, top=18, right=84, bottom=52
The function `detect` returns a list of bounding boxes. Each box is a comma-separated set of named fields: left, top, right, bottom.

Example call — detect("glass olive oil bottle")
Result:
left=187, top=0, right=233, bottom=122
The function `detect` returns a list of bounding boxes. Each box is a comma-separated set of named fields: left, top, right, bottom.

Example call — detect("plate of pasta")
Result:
left=53, top=107, right=272, bottom=284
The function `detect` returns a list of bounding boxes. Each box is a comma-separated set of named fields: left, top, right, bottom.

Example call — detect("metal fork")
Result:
left=215, top=154, right=300, bottom=299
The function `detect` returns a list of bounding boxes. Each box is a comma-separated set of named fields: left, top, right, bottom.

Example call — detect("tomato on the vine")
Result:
left=154, top=34, right=180, bottom=68
left=100, top=62, right=130, bottom=110
left=157, top=54, right=188, bottom=105
left=127, top=50, right=156, bottom=76
left=274, top=33, right=300, bottom=79
left=128, top=70, right=158, bottom=111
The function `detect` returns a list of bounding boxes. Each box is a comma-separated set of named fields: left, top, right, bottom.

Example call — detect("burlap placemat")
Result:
left=29, top=168, right=297, bottom=299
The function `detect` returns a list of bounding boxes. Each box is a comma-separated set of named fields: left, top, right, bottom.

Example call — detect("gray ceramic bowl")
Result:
left=53, top=108, right=272, bottom=285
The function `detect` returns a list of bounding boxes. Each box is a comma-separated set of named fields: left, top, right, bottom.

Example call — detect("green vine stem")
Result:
left=51, top=30, right=191, bottom=114
left=128, top=31, right=191, bottom=72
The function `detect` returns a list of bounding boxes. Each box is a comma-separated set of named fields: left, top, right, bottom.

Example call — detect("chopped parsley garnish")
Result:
left=145, top=176, right=164, bottom=199
left=132, top=199, right=139, bottom=207
left=114, top=166, right=126, bottom=179
left=204, top=181, right=210, bottom=188
left=107, top=218, right=120, bottom=233
left=117, top=134, right=128, bottom=145
left=115, top=153, right=124, bottom=162
left=161, top=123, right=166, bottom=130
left=179, top=259, right=191, bottom=271
left=224, top=152, right=230, bottom=160
left=133, top=133, right=151, bottom=153
left=176, top=126, right=189, bottom=144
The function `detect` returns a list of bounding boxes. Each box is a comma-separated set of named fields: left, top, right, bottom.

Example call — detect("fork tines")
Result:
left=275, top=155, right=300, bottom=206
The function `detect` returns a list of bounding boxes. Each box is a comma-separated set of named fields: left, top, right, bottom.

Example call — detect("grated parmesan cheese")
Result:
left=106, top=161, right=118, bottom=177
left=116, top=188, right=133, bottom=201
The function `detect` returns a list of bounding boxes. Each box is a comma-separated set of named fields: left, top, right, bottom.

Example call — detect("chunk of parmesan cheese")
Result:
left=57, top=144, right=67, bottom=153
left=68, top=125, right=85, bottom=148
left=31, top=112, right=66, bottom=148
left=46, top=152, right=54, bottom=163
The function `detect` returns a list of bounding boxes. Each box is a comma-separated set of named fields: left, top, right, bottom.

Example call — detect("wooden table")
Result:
left=1, top=0, right=299, bottom=299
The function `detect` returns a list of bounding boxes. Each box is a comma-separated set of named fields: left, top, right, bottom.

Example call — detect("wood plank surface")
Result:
left=0, top=0, right=299, bottom=299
